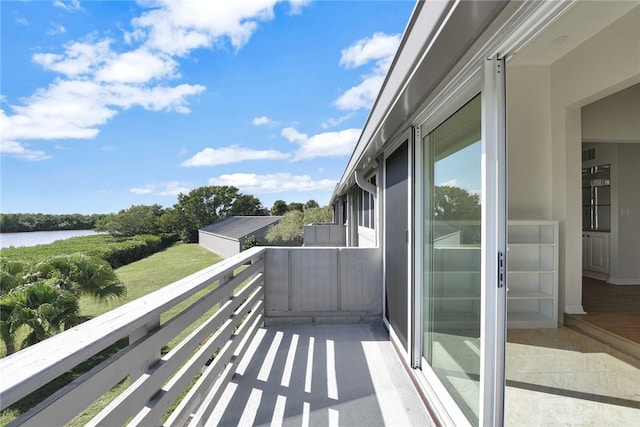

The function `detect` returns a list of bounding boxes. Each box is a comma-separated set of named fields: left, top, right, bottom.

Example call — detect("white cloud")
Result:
left=0, top=139, right=51, bottom=161
left=47, top=24, right=67, bottom=36
left=288, top=0, right=312, bottom=15
left=252, top=115, right=277, bottom=126
left=0, top=82, right=116, bottom=141
left=209, top=173, right=336, bottom=193
left=4, top=1, right=308, bottom=161
left=130, top=185, right=154, bottom=195
left=100, top=145, right=115, bottom=152
left=334, top=32, right=400, bottom=112
left=53, top=0, right=82, bottom=12
left=33, top=39, right=113, bottom=77
left=282, top=127, right=361, bottom=160
left=130, top=181, right=191, bottom=196
left=339, top=32, right=400, bottom=69
left=104, top=82, right=206, bottom=113
left=438, top=179, right=459, bottom=187
left=16, top=17, right=28, bottom=26
left=333, top=73, right=385, bottom=111
left=181, top=145, right=290, bottom=167
left=132, top=0, right=310, bottom=56
left=0, top=78, right=204, bottom=150
left=321, top=112, right=355, bottom=129
left=94, top=48, right=179, bottom=83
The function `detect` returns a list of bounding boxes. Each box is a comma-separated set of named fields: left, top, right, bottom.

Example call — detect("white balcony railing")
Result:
left=0, top=246, right=382, bottom=426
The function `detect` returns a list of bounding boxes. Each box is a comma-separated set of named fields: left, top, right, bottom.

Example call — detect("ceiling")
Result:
left=510, top=1, right=639, bottom=65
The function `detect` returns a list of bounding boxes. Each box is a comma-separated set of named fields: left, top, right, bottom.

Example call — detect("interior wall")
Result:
left=614, top=143, right=640, bottom=283
left=582, top=83, right=640, bottom=143
left=506, top=65, right=553, bottom=219
left=550, top=6, right=640, bottom=312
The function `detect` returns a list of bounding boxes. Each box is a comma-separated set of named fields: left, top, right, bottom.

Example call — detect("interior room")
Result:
left=503, top=2, right=640, bottom=424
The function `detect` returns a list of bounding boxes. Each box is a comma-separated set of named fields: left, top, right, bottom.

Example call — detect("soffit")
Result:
left=510, top=1, right=639, bottom=65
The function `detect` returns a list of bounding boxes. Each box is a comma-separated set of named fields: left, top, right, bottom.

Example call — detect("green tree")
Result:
left=266, top=210, right=304, bottom=245
left=173, top=185, right=241, bottom=242
left=242, top=235, right=261, bottom=251
left=304, top=199, right=319, bottom=210
left=229, top=194, right=266, bottom=216
left=434, top=185, right=481, bottom=244
left=288, top=202, right=304, bottom=212
left=270, top=200, right=288, bottom=216
left=303, top=206, right=333, bottom=224
left=265, top=206, right=333, bottom=245
left=94, top=204, right=165, bottom=237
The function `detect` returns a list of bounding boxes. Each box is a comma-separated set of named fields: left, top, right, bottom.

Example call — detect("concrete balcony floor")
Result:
left=209, top=322, right=433, bottom=426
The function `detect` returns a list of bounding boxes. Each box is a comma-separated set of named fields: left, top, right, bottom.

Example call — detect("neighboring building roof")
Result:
left=199, top=216, right=283, bottom=240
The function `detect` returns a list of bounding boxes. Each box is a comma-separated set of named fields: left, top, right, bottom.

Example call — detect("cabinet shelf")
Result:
left=508, top=291, right=553, bottom=300
left=507, top=220, right=558, bottom=329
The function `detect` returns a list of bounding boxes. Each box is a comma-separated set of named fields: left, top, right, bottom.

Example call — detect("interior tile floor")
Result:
left=506, top=327, right=640, bottom=426
left=505, top=278, right=640, bottom=426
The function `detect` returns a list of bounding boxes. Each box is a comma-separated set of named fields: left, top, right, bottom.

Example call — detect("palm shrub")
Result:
left=34, top=254, right=126, bottom=301
left=0, top=254, right=126, bottom=355
left=2, top=281, right=81, bottom=350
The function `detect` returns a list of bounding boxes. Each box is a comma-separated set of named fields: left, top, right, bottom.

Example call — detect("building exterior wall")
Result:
left=198, top=232, right=240, bottom=258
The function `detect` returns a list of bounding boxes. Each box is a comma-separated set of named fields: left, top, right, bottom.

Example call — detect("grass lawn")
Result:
left=80, top=242, right=222, bottom=317
left=0, top=242, right=222, bottom=426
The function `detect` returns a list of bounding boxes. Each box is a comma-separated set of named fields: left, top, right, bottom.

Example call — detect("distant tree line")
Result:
left=2, top=185, right=329, bottom=247
left=0, top=213, right=106, bottom=233
left=95, top=186, right=269, bottom=243
left=94, top=186, right=326, bottom=244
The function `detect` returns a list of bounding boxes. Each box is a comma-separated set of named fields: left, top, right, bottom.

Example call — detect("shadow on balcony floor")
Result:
left=208, top=323, right=433, bottom=426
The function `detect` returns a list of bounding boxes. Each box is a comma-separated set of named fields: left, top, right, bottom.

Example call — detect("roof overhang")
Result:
left=331, top=0, right=508, bottom=203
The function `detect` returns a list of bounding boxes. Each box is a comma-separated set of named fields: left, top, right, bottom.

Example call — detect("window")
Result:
left=358, top=175, right=376, bottom=229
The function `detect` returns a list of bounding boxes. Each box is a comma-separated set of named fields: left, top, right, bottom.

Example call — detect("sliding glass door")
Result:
left=422, top=94, right=483, bottom=424
left=417, top=59, right=506, bottom=426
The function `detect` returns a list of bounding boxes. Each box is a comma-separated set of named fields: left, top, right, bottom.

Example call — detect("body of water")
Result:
left=0, top=230, right=99, bottom=248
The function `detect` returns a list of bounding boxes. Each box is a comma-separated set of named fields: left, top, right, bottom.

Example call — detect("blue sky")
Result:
left=0, top=0, right=415, bottom=214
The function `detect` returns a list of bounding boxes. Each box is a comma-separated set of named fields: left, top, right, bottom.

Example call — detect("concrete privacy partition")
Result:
left=303, top=223, right=347, bottom=247
left=263, top=247, right=382, bottom=324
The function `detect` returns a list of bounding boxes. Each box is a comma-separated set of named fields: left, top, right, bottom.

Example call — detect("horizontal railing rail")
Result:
left=0, top=246, right=265, bottom=427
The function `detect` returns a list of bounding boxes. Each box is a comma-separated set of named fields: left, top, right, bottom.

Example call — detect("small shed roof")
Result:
left=199, top=216, right=282, bottom=239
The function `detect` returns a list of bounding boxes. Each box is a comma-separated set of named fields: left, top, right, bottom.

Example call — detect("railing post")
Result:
left=128, top=316, right=161, bottom=383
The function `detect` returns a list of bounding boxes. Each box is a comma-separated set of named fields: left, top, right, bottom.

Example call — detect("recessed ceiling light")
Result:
left=551, top=35, right=569, bottom=46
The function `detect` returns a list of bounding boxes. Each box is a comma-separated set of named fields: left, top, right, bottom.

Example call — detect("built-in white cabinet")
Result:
left=507, top=221, right=559, bottom=328
left=582, top=232, right=610, bottom=279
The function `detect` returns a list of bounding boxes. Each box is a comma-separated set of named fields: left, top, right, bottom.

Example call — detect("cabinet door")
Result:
left=582, top=235, right=588, bottom=269
left=587, top=234, right=609, bottom=274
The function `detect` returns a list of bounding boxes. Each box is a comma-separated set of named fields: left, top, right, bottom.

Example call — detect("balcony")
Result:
left=0, top=246, right=432, bottom=426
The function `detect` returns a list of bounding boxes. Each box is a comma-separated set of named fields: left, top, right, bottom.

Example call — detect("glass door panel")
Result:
left=422, top=94, right=482, bottom=425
